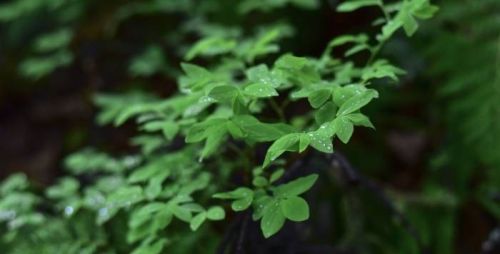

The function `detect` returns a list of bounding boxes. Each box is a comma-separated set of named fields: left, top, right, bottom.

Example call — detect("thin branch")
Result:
left=269, top=97, right=286, bottom=122
left=235, top=212, right=250, bottom=254
left=217, top=213, right=243, bottom=254
left=328, top=152, right=427, bottom=252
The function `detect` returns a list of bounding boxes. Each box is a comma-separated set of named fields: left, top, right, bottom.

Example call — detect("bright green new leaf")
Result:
left=270, top=169, right=285, bottom=183
left=337, top=89, right=378, bottom=116
left=171, top=205, right=192, bottom=222
left=107, top=186, right=144, bottom=208
left=213, top=187, right=254, bottom=211
left=280, top=196, right=309, bottom=221
left=261, top=199, right=285, bottom=238
left=246, top=64, right=282, bottom=88
left=332, top=85, right=367, bottom=107
left=263, top=133, right=300, bottom=168
left=129, top=203, right=166, bottom=228
left=190, top=212, right=206, bottom=231
left=346, top=113, right=374, bottom=128
left=253, top=176, right=269, bottom=187
left=402, top=10, right=419, bottom=36
left=200, top=127, right=227, bottom=160
left=308, top=89, right=332, bottom=109
left=185, top=37, right=237, bottom=60
left=274, top=174, right=318, bottom=197
left=232, top=115, right=296, bottom=142
left=244, top=83, right=278, bottom=97
left=299, top=133, right=310, bottom=153
left=315, top=101, right=337, bottom=124
left=213, top=187, right=253, bottom=200
left=252, top=195, right=273, bottom=221
left=307, top=130, right=333, bottom=153
left=337, top=0, right=381, bottom=12
left=231, top=197, right=253, bottom=211
left=34, top=28, right=73, bottom=53
left=131, top=239, right=166, bottom=254
left=332, top=116, right=354, bottom=143
left=206, top=206, right=225, bottom=220
left=179, top=63, right=214, bottom=90
left=208, top=85, right=240, bottom=103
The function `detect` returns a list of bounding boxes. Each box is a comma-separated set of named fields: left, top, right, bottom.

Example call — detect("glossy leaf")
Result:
left=280, top=196, right=309, bottom=221
left=274, top=174, right=318, bottom=197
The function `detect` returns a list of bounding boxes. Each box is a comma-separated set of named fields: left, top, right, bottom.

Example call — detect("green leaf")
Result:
left=381, top=19, right=403, bottom=40
left=280, top=196, right=309, bottom=221
left=145, top=176, right=166, bottom=200
left=332, top=116, right=354, bottom=143
left=307, top=130, right=333, bottom=153
left=402, top=10, right=419, bottom=36
left=337, top=0, right=381, bottom=12
left=185, top=118, right=228, bottom=143
left=275, top=54, right=308, bottom=70
left=46, top=178, right=79, bottom=199
left=108, top=186, right=144, bottom=208
left=346, top=113, right=374, bottom=128
left=263, top=133, right=300, bottom=168
left=274, top=174, right=318, bottom=197
left=206, top=206, right=225, bottom=220
left=129, top=203, right=166, bottom=228
left=261, top=199, right=285, bottom=238
left=344, top=43, right=370, bottom=57
left=208, top=85, right=240, bottom=103
left=171, top=205, right=192, bottom=222
left=308, top=89, right=332, bottom=109
left=162, top=121, right=179, bottom=140
left=245, top=28, right=281, bottom=62
left=185, top=37, right=236, bottom=60
left=412, top=3, right=439, bottom=19
left=274, top=54, right=321, bottom=86
left=154, top=209, right=173, bottom=229
left=337, top=89, right=378, bottom=116
left=333, top=85, right=367, bottom=107
left=326, top=34, right=368, bottom=49
left=232, top=115, right=296, bottom=142
left=213, top=188, right=254, bottom=211
left=246, top=64, right=282, bottom=88
left=190, top=212, right=206, bottom=231
left=253, top=176, right=269, bottom=187
left=232, top=197, right=253, bottom=211
left=0, top=173, right=29, bottom=195
left=179, top=63, right=213, bottom=90
left=270, top=169, right=285, bottom=183
left=362, top=60, right=406, bottom=82
left=200, top=127, right=227, bottom=160
left=252, top=195, right=273, bottom=221
left=213, top=187, right=254, bottom=200
left=129, top=46, right=166, bottom=77
left=131, top=239, right=166, bottom=254
left=34, top=28, right=73, bottom=52
left=226, top=120, right=245, bottom=139
left=315, top=101, right=338, bottom=124
left=244, top=83, right=278, bottom=97
left=299, top=133, right=310, bottom=153
left=128, top=164, right=169, bottom=183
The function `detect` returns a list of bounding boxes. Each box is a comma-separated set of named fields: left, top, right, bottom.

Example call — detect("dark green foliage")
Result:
left=2, top=0, right=497, bottom=253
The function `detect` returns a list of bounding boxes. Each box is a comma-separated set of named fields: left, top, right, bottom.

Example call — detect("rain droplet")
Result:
left=64, top=206, right=75, bottom=216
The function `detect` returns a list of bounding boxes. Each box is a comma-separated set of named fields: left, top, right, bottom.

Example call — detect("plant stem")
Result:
left=269, top=97, right=286, bottom=122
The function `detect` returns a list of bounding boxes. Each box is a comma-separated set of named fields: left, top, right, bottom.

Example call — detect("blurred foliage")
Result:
left=0, top=0, right=499, bottom=254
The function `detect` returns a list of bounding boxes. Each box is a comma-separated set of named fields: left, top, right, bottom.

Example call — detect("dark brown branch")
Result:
left=328, top=152, right=427, bottom=253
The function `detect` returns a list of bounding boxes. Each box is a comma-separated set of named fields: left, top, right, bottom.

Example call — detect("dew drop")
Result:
left=64, top=206, right=75, bottom=216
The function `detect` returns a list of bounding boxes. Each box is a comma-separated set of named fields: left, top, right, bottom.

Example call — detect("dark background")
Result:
left=0, top=0, right=498, bottom=253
